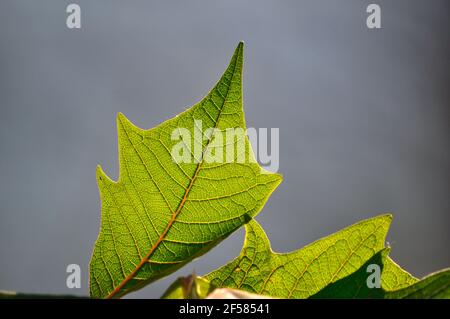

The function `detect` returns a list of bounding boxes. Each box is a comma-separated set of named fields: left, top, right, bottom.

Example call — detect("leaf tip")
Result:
left=271, top=172, right=283, bottom=190
left=274, top=172, right=283, bottom=182
left=233, top=41, right=244, bottom=61
left=96, top=164, right=109, bottom=183
left=381, top=213, right=394, bottom=222
left=116, top=112, right=127, bottom=124
left=116, top=111, right=141, bottom=133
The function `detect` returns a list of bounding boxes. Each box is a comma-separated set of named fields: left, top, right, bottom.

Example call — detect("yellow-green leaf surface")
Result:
left=386, top=268, right=450, bottom=299
left=161, top=275, right=214, bottom=299
left=205, top=215, right=414, bottom=298
left=160, top=275, right=273, bottom=299
left=381, top=252, right=417, bottom=291
left=311, top=249, right=449, bottom=299
left=90, top=42, right=282, bottom=298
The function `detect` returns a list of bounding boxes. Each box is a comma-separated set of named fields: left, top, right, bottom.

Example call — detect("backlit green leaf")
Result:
left=205, top=215, right=412, bottom=298
left=381, top=252, right=417, bottom=291
left=160, top=274, right=215, bottom=299
left=90, top=42, right=282, bottom=298
left=311, top=249, right=449, bottom=299
left=386, top=268, right=450, bottom=299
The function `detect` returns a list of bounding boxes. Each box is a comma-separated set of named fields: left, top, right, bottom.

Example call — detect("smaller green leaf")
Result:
left=381, top=253, right=417, bottom=291
left=161, top=276, right=272, bottom=299
left=205, top=215, right=396, bottom=298
left=161, top=274, right=214, bottom=299
left=386, top=268, right=450, bottom=299
left=205, top=288, right=273, bottom=299
left=311, top=249, right=449, bottom=299
left=309, top=249, right=389, bottom=298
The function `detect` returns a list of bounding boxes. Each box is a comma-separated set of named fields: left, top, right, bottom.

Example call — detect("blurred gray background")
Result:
left=0, top=1, right=448, bottom=298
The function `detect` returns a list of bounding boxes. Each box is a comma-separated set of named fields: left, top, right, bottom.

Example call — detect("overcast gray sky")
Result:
left=0, top=1, right=449, bottom=298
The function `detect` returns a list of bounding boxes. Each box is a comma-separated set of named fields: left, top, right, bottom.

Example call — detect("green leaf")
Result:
left=161, top=275, right=273, bottom=299
left=205, top=215, right=411, bottom=298
left=205, top=288, right=273, bottom=299
left=380, top=251, right=417, bottom=291
left=311, top=249, right=449, bottom=299
left=90, top=42, right=282, bottom=298
left=308, top=249, right=403, bottom=298
left=386, top=268, right=450, bottom=299
left=161, top=274, right=215, bottom=299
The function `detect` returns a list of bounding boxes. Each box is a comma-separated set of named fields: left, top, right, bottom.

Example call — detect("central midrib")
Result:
left=106, top=52, right=240, bottom=299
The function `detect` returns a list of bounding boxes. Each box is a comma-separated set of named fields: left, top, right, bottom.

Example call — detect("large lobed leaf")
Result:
left=90, top=42, right=282, bottom=298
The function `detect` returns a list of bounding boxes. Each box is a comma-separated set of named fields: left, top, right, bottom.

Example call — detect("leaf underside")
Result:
left=205, top=216, right=420, bottom=298
left=89, top=42, right=448, bottom=300
left=90, top=42, right=282, bottom=298
left=160, top=275, right=214, bottom=299
left=311, top=249, right=450, bottom=299
left=386, top=268, right=450, bottom=299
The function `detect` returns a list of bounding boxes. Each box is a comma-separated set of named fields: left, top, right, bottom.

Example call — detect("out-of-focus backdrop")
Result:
left=0, top=1, right=449, bottom=298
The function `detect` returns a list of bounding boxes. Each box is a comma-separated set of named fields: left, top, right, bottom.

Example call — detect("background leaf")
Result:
left=381, top=252, right=417, bottom=291
left=311, top=249, right=448, bottom=299
left=205, top=215, right=406, bottom=298
left=386, top=268, right=450, bottom=299
left=160, top=274, right=214, bottom=299
left=160, top=275, right=273, bottom=299
left=90, top=42, right=282, bottom=298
